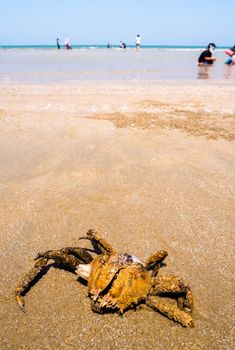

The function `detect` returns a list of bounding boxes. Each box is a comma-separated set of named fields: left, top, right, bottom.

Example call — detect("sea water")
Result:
left=0, top=46, right=234, bottom=82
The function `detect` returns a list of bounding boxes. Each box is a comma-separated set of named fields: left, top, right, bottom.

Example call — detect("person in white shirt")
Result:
left=135, top=34, right=141, bottom=49
left=65, top=38, right=72, bottom=50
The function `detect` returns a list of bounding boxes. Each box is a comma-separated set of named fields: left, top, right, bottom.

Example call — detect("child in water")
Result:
left=225, top=45, right=235, bottom=65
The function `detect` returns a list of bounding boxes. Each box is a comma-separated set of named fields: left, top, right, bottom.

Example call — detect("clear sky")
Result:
left=0, top=0, right=234, bottom=46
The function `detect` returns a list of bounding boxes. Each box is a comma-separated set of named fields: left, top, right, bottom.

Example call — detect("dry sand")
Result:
left=0, top=81, right=234, bottom=350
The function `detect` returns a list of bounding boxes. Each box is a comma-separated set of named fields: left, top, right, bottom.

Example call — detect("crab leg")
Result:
left=36, top=247, right=93, bottom=266
left=34, top=250, right=86, bottom=269
left=146, top=296, right=194, bottom=328
left=150, top=274, right=194, bottom=312
left=15, top=247, right=93, bottom=311
left=60, top=247, right=93, bottom=262
left=79, top=229, right=115, bottom=254
left=176, top=285, right=194, bottom=312
left=15, top=257, right=48, bottom=312
left=145, top=250, right=168, bottom=276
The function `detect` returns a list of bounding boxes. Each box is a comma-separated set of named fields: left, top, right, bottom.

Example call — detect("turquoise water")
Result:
left=0, top=46, right=234, bottom=82
left=0, top=45, right=228, bottom=49
left=0, top=44, right=227, bottom=50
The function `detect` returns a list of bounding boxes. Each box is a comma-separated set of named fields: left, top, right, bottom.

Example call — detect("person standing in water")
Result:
left=56, top=38, right=60, bottom=49
left=135, top=34, right=141, bottom=49
left=197, top=43, right=216, bottom=65
left=119, top=41, right=126, bottom=49
left=65, top=38, right=72, bottom=49
left=224, top=45, right=235, bottom=65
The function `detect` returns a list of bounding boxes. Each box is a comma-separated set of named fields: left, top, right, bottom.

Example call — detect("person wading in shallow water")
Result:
left=197, top=43, right=216, bottom=65
left=56, top=38, right=60, bottom=49
left=224, top=45, right=235, bottom=65
left=135, top=34, right=141, bottom=49
left=65, top=38, right=72, bottom=50
left=119, top=41, right=126, bottom=49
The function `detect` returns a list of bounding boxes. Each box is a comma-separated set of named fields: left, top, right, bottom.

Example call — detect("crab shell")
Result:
left=76, top=253, right=152, bottom=313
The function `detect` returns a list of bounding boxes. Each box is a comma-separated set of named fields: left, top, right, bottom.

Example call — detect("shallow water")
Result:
left=0, top=48, right=234, bottom=82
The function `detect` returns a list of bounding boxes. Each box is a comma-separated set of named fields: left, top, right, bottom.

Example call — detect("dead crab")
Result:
left=15, top=229, right=194, bottom=327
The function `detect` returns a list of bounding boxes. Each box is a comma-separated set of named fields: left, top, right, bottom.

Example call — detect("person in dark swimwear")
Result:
left=197, top=43, right=216, bottom=65
left=119, top=41, right=126, bottom=49
left=56, top=38, right=60, bottom=50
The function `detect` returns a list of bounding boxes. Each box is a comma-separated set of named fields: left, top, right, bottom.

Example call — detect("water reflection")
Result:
left=197, top=65, right=212, bottom=79
left=223, top=64, right=234, bottom=80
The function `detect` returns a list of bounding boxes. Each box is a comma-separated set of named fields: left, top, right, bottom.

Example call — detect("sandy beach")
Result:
left=0, top=80, right=235, bottom=350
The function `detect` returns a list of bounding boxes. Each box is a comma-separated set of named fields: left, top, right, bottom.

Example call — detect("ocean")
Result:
left=0, top=45, right=234, bottom=82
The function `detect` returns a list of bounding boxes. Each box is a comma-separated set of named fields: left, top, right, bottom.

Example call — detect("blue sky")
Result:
left=0, top=0, right=234, bottom=46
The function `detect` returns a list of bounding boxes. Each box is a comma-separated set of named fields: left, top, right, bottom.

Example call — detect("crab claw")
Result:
left=76, top=263, right=91, bottom=281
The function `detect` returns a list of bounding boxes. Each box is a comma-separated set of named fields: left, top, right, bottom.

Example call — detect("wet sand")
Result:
left=0, top=81, right=235, bottom=350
